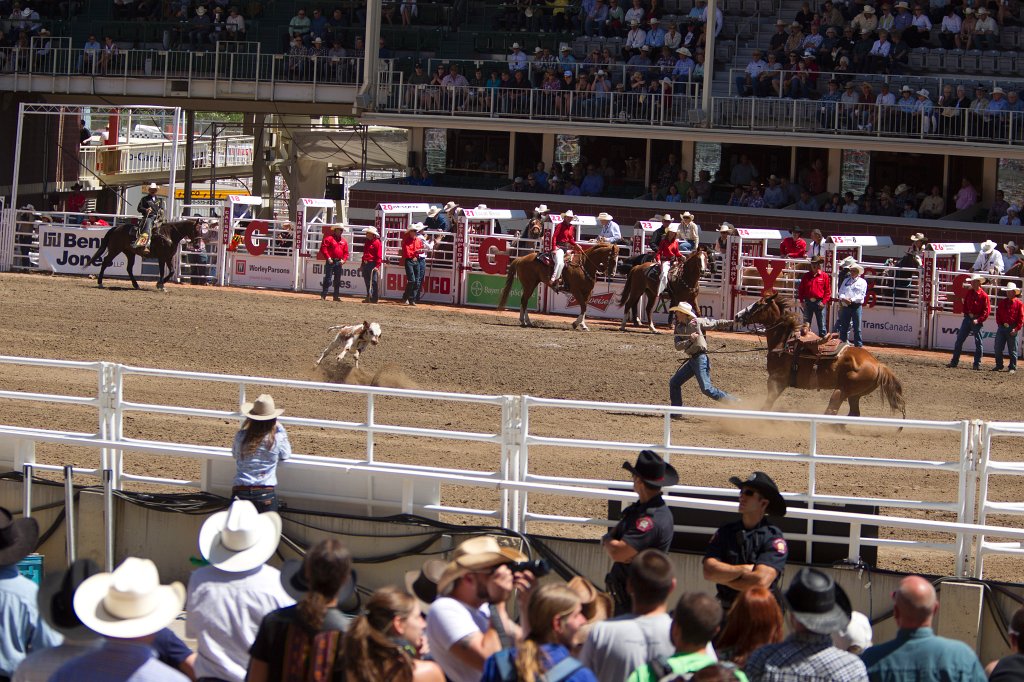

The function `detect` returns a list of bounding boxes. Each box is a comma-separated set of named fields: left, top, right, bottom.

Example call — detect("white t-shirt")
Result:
left=425, top=597, right=491, bottom=682
left=579, top=613, right=674, bottom=682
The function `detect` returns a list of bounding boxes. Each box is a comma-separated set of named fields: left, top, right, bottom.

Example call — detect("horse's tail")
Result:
left=497, top=258, right=519, bottom=311
left=84, top=228, right=112, bottom=268
left=618, top=268, right=634, bottom=305
left=876, top=362, right=907, bottom=420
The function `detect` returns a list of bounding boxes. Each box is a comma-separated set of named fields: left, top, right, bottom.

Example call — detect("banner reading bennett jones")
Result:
left=37, top=224, right=130, bottom=275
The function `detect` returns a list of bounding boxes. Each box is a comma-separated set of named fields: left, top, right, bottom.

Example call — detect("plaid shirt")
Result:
left=744, top=632, right=868, bottom=682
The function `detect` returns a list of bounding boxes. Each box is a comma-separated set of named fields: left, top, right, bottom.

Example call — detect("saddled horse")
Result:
left=1005, top=259, right=1024, bottom=285
left=737, top=292, right=906, bottom=418
left=618, top=246, right=713, bottom=332
left=497, top=242, right=620, bottom=330
left=86, top=218, right=204, bottom=289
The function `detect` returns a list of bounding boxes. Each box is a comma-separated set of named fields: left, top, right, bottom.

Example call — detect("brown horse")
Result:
left=618, top=246, right=713, bottom=332
left=86, top=218, right=204, bottom=290
left=497, top=242, right=620, bottom=330
left=737, top=292, right=906, bottom=418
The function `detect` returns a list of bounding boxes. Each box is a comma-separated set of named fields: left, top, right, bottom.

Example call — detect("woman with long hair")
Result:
left=343, top=587, right=443, bottom=682
left=247, top=539, right=353, bottom=682
left=232, top=393, right=290, bottom=513
left=481, top=584, right=596, bottom=682
left=714, top=587, right=784, bottom=667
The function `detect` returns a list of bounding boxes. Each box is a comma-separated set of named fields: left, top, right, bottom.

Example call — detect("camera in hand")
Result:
left=510, top=559, right=550, bottom=577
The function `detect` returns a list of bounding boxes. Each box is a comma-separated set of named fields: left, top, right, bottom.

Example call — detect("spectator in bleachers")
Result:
left=956, top=176, right=980, bottom=210
left=889, top=29, right=910, bottom=72
left=816, top=78, right=840, bottom=126
left=729, top=154, right=758, bottom=186
left=988, top=190, right=1010, bottom=222
left=802, top=22, right=824, bottom=52
left=763, top=175, right=786, bottom=207
left=693, top=169, right=712, bottom=200
left=606, top=0, right=625, bottom=34
left=959, top=7, right=977, bottom=49
left=893, top=0, right=912, bottom=32
left=625, top=18, right=646, bottom=54
left=919, top=185, right=945, bottom=217
left=646, top=16, right=666, bottom=47
left=868, top=28, right=892, bottom=72
left=508, top=42, right=527, bottom=72
left=843, top=191, right=861, bottom=213
left=326, top=7, right=346, bottom=37
left=795, top=189, right=820, bottom=211
left=287, top=35, right=308, bottom=79
left=1000, top=206, right=1021, bottom=225
left=98, top=35, right=118, bottom=74
left=975, top=7, right=999, bottom=49
left=378, top=37, right=393, bottom=59
left=1003, top=241, right=1021, bottom=272
left=895, top=84, right=917, bottom=131
left=823, top=193, right=844, bottom=212
left=939, top=5, right=961, bottom=47
left=79, top=33, right=100, bottom=72
left=851, top=4, right=878, bottom=34
left=558, top=43, right=577, bottom=70
left=906, top=5, right=932, bottom=46
left=901, top=200, right=919, bottom=218
left=795, top=1, right=815, bottom=31
left=580, top=165, right=605, bottom=196
left=401, top=0, right=417, bottom=25
left=662, top=21, right=681, bottom=48
left=641, top=182, right=664, bottom=201
left=785, top=22, right=806, bottom=53
left=876, top=192, right=900, bottom=216
left=736, top=48, right=767, bottom=96
left=585, top=0, right=608, bottom=36
left=878, top=2, right=896, bottom=31
left=625, top=0, right=645, bottom=25
left=288, top=7, right=310, bottom=46
left=726, top=186, right=745, bottom=206
left=769, top=19, right=789, bottom=58
left=989, top=87, right=1011, bottom=138
left=672, top=46, right=695, bottom=80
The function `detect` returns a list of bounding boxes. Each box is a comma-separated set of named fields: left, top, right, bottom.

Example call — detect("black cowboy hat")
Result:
left=623, top=450, right=679, bottom=488
left=0, top=506, right=39, bottom=566
left=38, top=558, right=102, bottom=639
left=729, top=471, right=787, bottom=516
left=783, top=567, right=852, bottom=634
left=280, top=560, right=360, bottom=614
left=70, top=183, right=83, bottom=191
left=791, top=226, right=804, bottom=234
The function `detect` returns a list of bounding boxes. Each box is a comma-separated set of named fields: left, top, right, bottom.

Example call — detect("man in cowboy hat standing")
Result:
left=185, top=500, right=294, bottom=682
left=597, top=212, right=622, bottom=244
left=798, top=256, right=832, bottom=336
left=993, top=282, right=1023, bottom=374
left=861, top=576, right=986, bottom=681
left=0, top=507, right=60, bottom=679
left=668, top=302, right=738, bottom=409
left=134, top=182, right=164, bottom=255
left=360, top=227, right=383, bottom=303
left=318, top=225, right=349, bottom=302
left=745, top=568, right=867, bottom=681
left=948, top=273, right=990, bottom=370
left=425, top=536, right=536, bottom=682
left=703, top=472, right=788, bottom=613
left=602, top=451, right=677, bottom=615
left=833, top=262, right=867, bottom=348
left=972, top=240, right=1004, bottom=275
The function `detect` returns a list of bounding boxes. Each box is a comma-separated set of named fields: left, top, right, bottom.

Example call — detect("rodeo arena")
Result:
left=7, top=3, right=1024, bottom=680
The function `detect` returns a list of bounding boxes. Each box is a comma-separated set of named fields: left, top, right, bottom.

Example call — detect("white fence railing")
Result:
left=0, top=355, right=1020, bottom=578
left=79, top=135, right=255, bottom=177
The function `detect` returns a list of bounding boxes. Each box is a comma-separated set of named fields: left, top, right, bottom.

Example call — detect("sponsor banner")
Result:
left=464, top=272, right=539, bottom=309
left=228, top=254, right=294, bottom=289
left=383, top=266, right=456, bottom=304
left=930, top=312, right=1013, bottom=354
left=301, top=259, right=367, bottom=296
left=859, top=307, right=921, bottom=347
left=37, top=225, right=130, bottom=275
left=547, top=282, right=625, bottom=319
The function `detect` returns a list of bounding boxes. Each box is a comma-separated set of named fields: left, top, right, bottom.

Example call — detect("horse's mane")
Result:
left=772, top=296, right=803, bottom=331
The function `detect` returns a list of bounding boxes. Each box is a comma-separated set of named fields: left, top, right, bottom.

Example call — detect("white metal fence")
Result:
left=79, top=136, right=254, bottom=177
left=0, top=354, right=1021, bottom=578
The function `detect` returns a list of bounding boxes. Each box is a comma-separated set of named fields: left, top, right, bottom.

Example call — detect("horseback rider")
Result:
left=668, top=302, right=739, bottom=412
left=678, top=211, right=700, bottom=251
left=548, top=210, right=579, bottom=289
left=907, top=232, right=928, bottom=258
left=134, top=182, right=164, bottom=255
left=655, top=225, right=682, bottom=299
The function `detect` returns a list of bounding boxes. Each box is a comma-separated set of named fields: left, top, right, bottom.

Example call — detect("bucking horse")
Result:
left=86, top=218, right=204, bottom=290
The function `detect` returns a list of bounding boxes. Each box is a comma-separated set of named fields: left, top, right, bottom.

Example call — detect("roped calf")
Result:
left=315, top=321, right=382, bottom=367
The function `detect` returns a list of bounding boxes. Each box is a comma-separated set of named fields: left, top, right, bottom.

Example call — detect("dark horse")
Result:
left=497, top=242, right=620, bottom=330
left=737, top=292, right=906, bottom=418
left=618, top=246, right=714, bottom=332
left=86, top=218, right=203, bottom=290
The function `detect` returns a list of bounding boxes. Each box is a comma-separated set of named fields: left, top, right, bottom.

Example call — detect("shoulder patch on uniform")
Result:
left=636, top=516, right=654, bottom=533
left=772, top=538, right=788, bottom=555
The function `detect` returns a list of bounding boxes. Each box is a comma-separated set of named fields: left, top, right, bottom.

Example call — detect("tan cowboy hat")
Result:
left=668, top=302, right=697, bottom=317
left=718, top=222, right=734, bottom=232
left=363, top=226, right=379, bottom=237
left=660, top=213, right=673, bottom=222
left=679, top=211, right=695, bottom=220
left=198, top=499, right=282, bottom=573
left=1004, top=241, right=1018, bottom=252
left=597, top=212, right=613, bottom=221
left=443, top=201, right=458, bottom=212
left=474, top=204, right=488, bottom=210
left=981, top=240, right=997, bottom=253
left=966, top=273, right=987, bottom=284
left=848, top=264, right=865, bottom=276
left=895, top=184, right=909, bottom=194
left=534, top=204, right=550, bottom=214
left=839, top=256, right=858, bottom=268
left=909, top=233, right=926, bottom=242
left=404, top=559, right=447, bottom=613
left=1001, top=282, right=1020, bottom=294
left=73, top=558, right=186, bottom=639
left=436, top=536, right=528, bottom=595
left=406, top=222, right=423, bottom=232
left=561, top=210, right=575, bottom=219
left=566, top=576, right=613, bottom=624
left=864, top=4, right=875, bottom=12
left=665, top=224, right=679, bottom=233
left=426, top=206, right=441, bottom=218
left=240, top=393, right=284, bottom=421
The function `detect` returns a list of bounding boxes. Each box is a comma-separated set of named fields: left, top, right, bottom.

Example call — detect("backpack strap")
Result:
left=493, top=649, right=517, bottom=682
left=543, top=655, right=584, bottom=682
left=648, top=655, right=674, bottom=680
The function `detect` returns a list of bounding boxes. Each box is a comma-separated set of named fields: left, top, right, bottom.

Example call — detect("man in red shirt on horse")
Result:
left=993, top=282, right=1023, bottom=374
left=655, top=225, right=682, bottom=298
left=360, top=226, right=383, bottom=303
left=318, top=225, right=349, bottom=301
left=948, top=273, right=991, bottom=370
left=548, top=210, right=579, bottom=290
left=798, top=256, right=831, bottom=336
left=779, top=227, right=807, bottom=258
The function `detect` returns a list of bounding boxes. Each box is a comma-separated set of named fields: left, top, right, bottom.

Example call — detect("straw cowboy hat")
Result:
left=198, top=499, right=282, bottom=573
left=597, top=212, right=614, bottom=221
left=680, top=211, right=695, bottom=220
left=561, top=210, right=575, bottom=219
left=426, top=206, right=441, bottom=218
left=659, top=213, right=673, bottom=222
left=73, top=557, right=186, bottom=639
left=838, top=256, right=858, bottom=268
left=443, top=201, right=458, bottom=212
left=895, top=184, right=909, bottom=195
left=784, top=568, right=852, bottom=635
left=363, top=227, right=379, bottom=237
left=0, top=506, right=38, bottom=566
left=38, top=558, right=103, bottom=640
left=909, top=233, right=926, bottom=242
left=1005, top=241, right=1019, bottom=253
left=240, top=394, right=283, bottom=421
left=279, top=558, right=359, bottom=610
left=664, top=224, right=680, bottom=234
left=833, top=611, right=873, bottom=651
left=848, top=263, right=865, bottom=276
left=980, top=240, right=997, bottom=253
left=668, top=302, right=697, bottom=318
left=566, top=576, right=613, bottom=624
left=966, top=273, right=987, bottom=284
left=404, top=559, right=447, bottom=613
left=436, top=536, right=528, bottom=595
left=534, top=204, right=550, bottom=214
left=407, top=222, right=426, bottom=232
left=623, top=450, right=679, bottom=488
left=730, top=471, right=787, bottom=516
left=1002, top=282, right=1021, bottom=295
left=718, top=222, right=734, bottom=232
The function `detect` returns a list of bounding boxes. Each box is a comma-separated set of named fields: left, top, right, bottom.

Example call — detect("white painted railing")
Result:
left=79, top=136, right=254, bottom=177
left=0, top=355, right=1019, bottom=576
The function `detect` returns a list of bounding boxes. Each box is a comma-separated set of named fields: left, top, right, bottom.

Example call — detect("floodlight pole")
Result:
left=10, top=102, right=25, bottom=217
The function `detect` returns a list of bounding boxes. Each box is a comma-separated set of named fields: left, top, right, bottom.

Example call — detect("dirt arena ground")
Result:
left=0, top=273, right=1021, bottom=582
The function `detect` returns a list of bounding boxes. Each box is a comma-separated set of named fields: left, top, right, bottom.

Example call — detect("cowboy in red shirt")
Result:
left=548, top=210, right=579, bottom=288
left=798, top=256, right=832, bottom=336
left=655, top=225, right=682, bottom=298
left=779, top=227, right=807, bottom=258
left=66, top=183, right=87, bottom=216
left=994, top=282, right=1024, bottom=373
left=318, top=225, right=349, bottom=301
left=948, top=273, right=991, bottom=370
left=401, top=223, right=428, bottom=305
left=360, top=226, right=383, bottom=303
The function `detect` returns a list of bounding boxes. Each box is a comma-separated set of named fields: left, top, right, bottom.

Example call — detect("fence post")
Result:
left=515, top=395, right=530, bottom=533
left=63, top=465, right=76, bottom=566
left=22, top=463, right=33, bottom=520
left=103, top=468, right=115, bottom=571
left=500, top=395, right=521, bottom=531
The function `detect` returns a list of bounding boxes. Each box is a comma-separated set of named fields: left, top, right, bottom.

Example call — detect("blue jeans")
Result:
left=320, top=259, right=341, bottom=298
left=994, top=325, right=1018, bottom=370
left=231, top=486, right=278, bottom=513
left=833, top=304, right=863, bottom=347
left=414, top=258, right=427, bottom=302
left=360, top=263, right=379, bottom=301
left=669, top=353, right=732, bottom=407
left=403, top=259, right=420, bottom=302
left=950, top=315, right=984, bottom=367
left=802, top=299, right=826, bottom=336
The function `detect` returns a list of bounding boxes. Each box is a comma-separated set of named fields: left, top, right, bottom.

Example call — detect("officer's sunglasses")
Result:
left=740, top=488, right=759, bottom=497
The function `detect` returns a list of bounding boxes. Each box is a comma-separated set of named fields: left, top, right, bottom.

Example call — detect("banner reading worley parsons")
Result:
left=37, top=225, right=129, bottom=276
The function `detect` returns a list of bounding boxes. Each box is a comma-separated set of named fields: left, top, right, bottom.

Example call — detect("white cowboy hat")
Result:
left=977, top=6, right=988, bottom=13
left=436, top=536, right=528, bottom=595
left=147, top=182, right=159, bottom=190
left=863, top=4, right=875, bottom=12
left=426, top=206, right=441, bottom=218
left=1004, top=241, right=1018, bottom=252
left=475, top=204, right=488, bottom=210
left=966, top=273, right=987, bottom=284
left=993, top=87, right=1005, bottom=95
left=677, top=47, right=692, bottom=57
left=407, top=222, right=426, bottom=232
left=665, top=224, right=680, bottom=233
left=597, top=212, right=613, bottom=221
left=838, top=256, right=858, bottom=267
left=561, top=210, right=575, bottom=219
left=909, top=233, right=926, bottom=242
left=363, top=227, right=379, bottom=236
left=833, top=611, right=874, bottom=651
left=848, top=264, right=865, bottom=275
left=981, top=239, right=997, bottom=253
left=1001, top=282, right=1020, bottom=294
left=718, top=222, right=734, bottom=232
left=241, top=393, right=284, bottom=421
left=668, top=302, right=697, bottom=318
left=916, top=89, right=929, bottom=98
left=73, top=557, right=185, bottom=639
left=443, top=201, right=458, bottom=211
left=404, top=559, right=447, bottom=614
left=660, top=213, right=673, bottom=222
left=198, top=500, right=282, bottom=573
left=534, top=204, right=550, bottom=214
left=680, top=211, right=694, bottom=220
left=511, top=42, right=521, bottom=49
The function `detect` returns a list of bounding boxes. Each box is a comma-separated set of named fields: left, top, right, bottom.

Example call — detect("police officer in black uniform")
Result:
left=702, top=471, right=788, bottom=613
left=135, top=182, right=164, bottom=255
left=602, top=450, right=677, bottom=615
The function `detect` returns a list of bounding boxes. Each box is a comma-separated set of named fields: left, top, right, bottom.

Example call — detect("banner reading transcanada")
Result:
left=37, top=225, right=129, bottom=275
